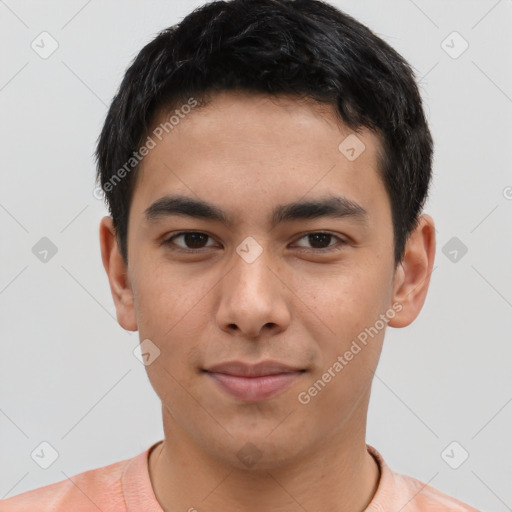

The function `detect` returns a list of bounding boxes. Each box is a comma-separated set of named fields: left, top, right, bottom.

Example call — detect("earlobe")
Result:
left=99, top=216, right=138, bottom=331
left=387, top=213, right=436, bottom=328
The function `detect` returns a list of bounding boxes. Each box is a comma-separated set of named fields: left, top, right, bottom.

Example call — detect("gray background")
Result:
left=1, top=0, right=511, bottom=510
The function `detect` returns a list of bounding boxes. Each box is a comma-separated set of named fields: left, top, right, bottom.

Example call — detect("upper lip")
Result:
left=204, top=360, right=305, bottom=377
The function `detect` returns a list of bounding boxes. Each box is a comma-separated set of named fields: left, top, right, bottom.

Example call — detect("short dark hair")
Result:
left=95, top=0, right=433, bottom=266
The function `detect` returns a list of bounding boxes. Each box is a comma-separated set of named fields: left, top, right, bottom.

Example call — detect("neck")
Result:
left=149, top=408, right=380, bottom=512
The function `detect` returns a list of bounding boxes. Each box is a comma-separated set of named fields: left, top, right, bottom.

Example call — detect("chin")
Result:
left=198, top=429, right=310, bottom=472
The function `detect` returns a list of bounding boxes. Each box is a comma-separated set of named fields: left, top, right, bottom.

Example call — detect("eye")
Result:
left=163, top=231, right=217, bottom=251
left=293, top=232, right=347, bottom=251
left=162, top=231, right=347, bottom=253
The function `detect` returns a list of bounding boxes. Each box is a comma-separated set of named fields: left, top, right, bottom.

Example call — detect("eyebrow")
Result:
left=144, top=194, right=368, bottom=228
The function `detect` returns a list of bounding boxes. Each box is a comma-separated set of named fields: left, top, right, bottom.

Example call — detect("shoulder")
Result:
left=392, top=471, right=481, bottom=512
left=0, top=455, right=132, bottom=512
left=367, top=445, right=482, bottom=512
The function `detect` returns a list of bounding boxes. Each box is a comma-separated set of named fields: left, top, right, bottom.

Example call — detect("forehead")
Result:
left=131, top=91, right=388, bottom=225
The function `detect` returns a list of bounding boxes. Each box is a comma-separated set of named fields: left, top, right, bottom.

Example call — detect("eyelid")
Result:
left=163, top=230, right=348, bottom=252
left=292, top=231, right=348, bottom=251
left=163, top=230, right=219, bottom=250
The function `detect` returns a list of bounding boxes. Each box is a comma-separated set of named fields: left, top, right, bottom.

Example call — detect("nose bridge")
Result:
left=216, top=236, right=289, bottom=336
left=229, top=237, right=275, bottom=303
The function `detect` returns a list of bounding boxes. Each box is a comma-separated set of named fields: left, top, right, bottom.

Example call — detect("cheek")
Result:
left=299, top=262, right=389, bottom=338
left=133, top=262, right=204, bottom=327
left=132, top=269, right=211, bottom=371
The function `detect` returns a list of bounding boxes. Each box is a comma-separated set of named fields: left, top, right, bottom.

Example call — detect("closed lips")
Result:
left=203, top=360, right=306, bottom=377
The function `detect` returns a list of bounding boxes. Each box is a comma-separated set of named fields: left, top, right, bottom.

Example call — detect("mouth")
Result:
left=202, top=360, right=306, bottom=402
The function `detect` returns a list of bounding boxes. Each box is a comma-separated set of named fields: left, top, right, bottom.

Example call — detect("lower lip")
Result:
left=206, top=371, right=304, bottom=402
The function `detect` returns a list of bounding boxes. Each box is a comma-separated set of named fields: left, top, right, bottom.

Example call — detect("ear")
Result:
left=388, top=213, right=436, bottom=328
left=99, top=216, right=138, bottom=331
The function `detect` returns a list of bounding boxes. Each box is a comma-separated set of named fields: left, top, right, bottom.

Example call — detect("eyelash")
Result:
left=162, top=231, right=348, bottom=253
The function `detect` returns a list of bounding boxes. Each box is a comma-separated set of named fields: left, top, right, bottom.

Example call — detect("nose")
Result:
left=215, top=243, right=291, bottom=338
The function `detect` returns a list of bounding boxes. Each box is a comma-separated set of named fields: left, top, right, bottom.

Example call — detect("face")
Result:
left=100, top=90, right=434, bottom=470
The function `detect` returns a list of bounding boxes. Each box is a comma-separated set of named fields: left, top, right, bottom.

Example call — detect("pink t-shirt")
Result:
left=0, top=441, right=480, bottom=512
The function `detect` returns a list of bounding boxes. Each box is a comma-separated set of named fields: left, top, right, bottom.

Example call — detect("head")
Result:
left=97, top=0, right=435, bottom=470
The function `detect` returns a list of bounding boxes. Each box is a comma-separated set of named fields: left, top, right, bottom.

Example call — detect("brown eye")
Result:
left=294, top=232, right=346, bottom=251
left=164, top=232, right=216, bottom=250
left=307, top=233, right=333, bottom=249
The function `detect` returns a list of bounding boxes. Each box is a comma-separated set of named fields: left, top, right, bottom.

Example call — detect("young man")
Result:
left=1, top=0, right=481, bottom=511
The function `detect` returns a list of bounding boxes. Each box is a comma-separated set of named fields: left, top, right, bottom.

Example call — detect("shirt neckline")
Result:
left=122, top=441, right=394, bottom=512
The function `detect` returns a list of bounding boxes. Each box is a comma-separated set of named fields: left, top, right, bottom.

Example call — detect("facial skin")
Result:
left=100, top=90, right=436, bottom=512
